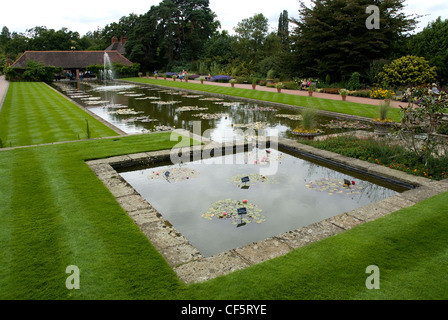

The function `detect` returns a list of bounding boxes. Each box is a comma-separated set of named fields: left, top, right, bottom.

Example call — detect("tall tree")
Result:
left=126, top=0, right=219, bottom=71
left=290, top=0, right=418, bottom=82
left=407, top=17, right=448, bottom=85
left=233, top=13, right=269, bottom=65
left=278, top=10, right=290, bottom=45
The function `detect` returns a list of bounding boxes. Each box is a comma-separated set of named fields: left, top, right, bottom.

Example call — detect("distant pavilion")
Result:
left=10, top=49, right=133, bottom=80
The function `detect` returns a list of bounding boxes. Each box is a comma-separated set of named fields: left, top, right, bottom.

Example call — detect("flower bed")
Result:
left=211, top=75, right=232, bottom=83
left=303, top=135, right=448, bottom=180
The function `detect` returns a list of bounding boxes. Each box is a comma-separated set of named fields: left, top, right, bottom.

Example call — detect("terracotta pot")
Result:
left=277, top=88, right=282, bottom=93
left=252, top=84, right=256, bottom=90
left=341, top=95, right=347, bottom=101
left=308, top=91, right=313, bottom=97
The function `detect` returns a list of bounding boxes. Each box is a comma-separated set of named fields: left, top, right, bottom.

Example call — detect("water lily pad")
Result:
left=321, top=120, right=372, bottom=130
left=276, top=114, right=303, bottom=121
left=229, top=173, right=278, bottom=186
left=150, top=100, right=182, bottom=105
left=135, top=97, right=161, bottom=100
left=192, top=113, right=229, bottom=119
left=106, top=108, right=144, bottom=115
left=232, top=122, right=269, bottom=130
left=148, top=167, right=200, bottom=182
left=213, top=101, right=242, bottom=107
left=176, top=106, right=209, bottom=112
left=247, top=106, right=278, bottom=111
left=199, top=97, right=224, bottom=101
left=201, top=199, right=265, bottom=225
left=306, top=178, right=363, bottom=196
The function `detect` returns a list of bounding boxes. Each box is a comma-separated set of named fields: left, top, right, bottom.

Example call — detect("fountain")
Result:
left=100, top=52, right=115, bottom=82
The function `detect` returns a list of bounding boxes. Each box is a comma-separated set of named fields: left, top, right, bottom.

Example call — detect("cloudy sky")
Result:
left=1, top=0, right=447, bottom=36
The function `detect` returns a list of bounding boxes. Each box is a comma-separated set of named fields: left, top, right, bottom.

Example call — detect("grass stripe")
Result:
left=5, top=148, right=70, bottom=299
left=0, top=83, right=118, bottom=147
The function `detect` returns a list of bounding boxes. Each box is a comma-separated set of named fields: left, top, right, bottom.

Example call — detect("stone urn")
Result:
left=372, top=120, right=395, bottom=136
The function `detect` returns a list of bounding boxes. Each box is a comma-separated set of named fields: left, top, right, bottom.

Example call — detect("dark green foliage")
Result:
left=304, top=135, right=448, bottom=180
left=6, top=60, right=62, bottom=82
left=126, top=0, right=219, bottom=71
left=347, top=72, right=361, bottom=90
left=290, top=0, right=418, bottom=82
left=277, top=10, right=290, bottom=46
left=407, top=17, right=448, bottom=86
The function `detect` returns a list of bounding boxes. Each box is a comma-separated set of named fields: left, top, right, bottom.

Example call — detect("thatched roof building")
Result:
left=11, top=50, right=133, bottom=69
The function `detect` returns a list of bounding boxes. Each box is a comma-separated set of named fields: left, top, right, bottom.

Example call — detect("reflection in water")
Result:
left=119, top=148, right=402, bottom=257
left=52, top=80, right=373, bottom=141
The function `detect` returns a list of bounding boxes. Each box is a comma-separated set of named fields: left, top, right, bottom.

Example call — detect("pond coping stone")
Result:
left=86, top=131, right=448, bottom=284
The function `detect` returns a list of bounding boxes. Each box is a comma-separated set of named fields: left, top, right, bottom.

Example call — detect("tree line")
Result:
left=1, top=0, right=447, bottom=88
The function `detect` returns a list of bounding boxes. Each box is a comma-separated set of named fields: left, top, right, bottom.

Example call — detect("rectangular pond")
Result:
left=118, top=147, right=406, bottom=258
left=52, top=81, right=374, bottom=142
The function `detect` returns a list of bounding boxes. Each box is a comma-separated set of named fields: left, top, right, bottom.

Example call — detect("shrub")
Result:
left=282, top=81, right=299, bottom=90
left=376, top=55, right=437, bottom=88
left=266, top=69, right=275, bottom=80
left=304, top=135, right=448, bottom=180
left=349, top=90, right=371, bottom=98
left=347, top=72, right=361, bottom=90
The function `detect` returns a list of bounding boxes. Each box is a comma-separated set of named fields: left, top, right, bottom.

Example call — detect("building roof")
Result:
left=105, top=36, right=127, bottom=55
left=105, top=42, right=126, bottom=55
left=11, top=50, right=133, bottom=69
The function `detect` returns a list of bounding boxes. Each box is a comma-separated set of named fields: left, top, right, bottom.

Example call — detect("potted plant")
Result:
left=138, top=72, right=143, bottom=78
left=276, top=82, right=283, bottom=93
left=230, top=79, right=237, bottom=87
left=308, top=84, right=316, bottom=97
left=339, top=88, right=349, bottom=101
left=266, top=69, right=275, bottom=84
left=252, top=78, right=257, bottom=90
left=372, top=100, right=395, bottom=136
left=172, top=75, right=177, bottom=81
left=292, top=108, right=321, bottom=139
left=199, top=76, right=205, bottom=84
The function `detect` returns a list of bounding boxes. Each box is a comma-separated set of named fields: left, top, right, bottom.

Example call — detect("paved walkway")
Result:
left=150, top=77, right=404, bottom=109
left=0, top=75, right=9, bottom=113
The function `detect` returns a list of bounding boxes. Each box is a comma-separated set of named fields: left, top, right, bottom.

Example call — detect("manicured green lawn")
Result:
left=0, top=133, right=447, bottom=300
left=0, top=81, right=446, bottom=300
left=124, top=77, right=403, bottom=122
left=0, top=82, right=118, bottom=147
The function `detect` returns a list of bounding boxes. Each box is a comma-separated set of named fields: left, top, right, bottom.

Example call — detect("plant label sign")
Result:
left=241, top=176, right=250, bottom=184
left=165, top=171, right=171, bottom=178
left=238, top=208, right=247, bottom=215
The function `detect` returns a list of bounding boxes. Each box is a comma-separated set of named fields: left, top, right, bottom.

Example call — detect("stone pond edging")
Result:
left=86, top=131, right=448, bottom=284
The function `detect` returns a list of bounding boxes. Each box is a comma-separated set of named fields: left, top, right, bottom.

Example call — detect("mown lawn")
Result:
left=1, top=133, right=447, bottom=300
left=0, top=81, right=446, bottom=300
left=124, top=77, right=403, bottom=122
left=0, top=82, right=118, bottom=147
